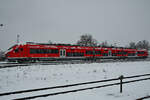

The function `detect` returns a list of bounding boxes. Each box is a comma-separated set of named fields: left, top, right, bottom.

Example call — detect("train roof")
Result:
left=25, top=42, right=134, bottom=49
left=11, top=42, right=146, bottom=51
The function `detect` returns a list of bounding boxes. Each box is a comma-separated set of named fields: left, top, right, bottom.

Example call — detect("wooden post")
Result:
left=119, top=75, right=124, bottom=93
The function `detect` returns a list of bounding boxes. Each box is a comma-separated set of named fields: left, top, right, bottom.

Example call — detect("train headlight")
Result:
left=6, top=54, right=10, bottom=57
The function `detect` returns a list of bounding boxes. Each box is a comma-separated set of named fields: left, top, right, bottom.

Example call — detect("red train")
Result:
left=5, top=42, right=148, bottom=62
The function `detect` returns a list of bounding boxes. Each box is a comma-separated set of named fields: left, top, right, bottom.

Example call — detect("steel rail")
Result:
left=0, top=58, right=149, bottom=69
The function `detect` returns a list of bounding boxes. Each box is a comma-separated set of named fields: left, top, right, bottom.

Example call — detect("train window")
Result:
left=47, top=49, right=50, bottom=53
left=30, top=49, right=59, bottom=54
left=66, top=52, right=70, bottom=56
left=116, top=51, right=127, bottom=55
left=66, top=52, right=84, bottom=57
left=112, top=51, right=127, bottom=56
left=30, top=49, right=35, bottom=54
left=137, top=51, right=144, bottom=55
left=43, top=49, right=46, bottom=54
left=128, top=53, right=135, bottom=56
left=14, top=48, right=19, bottom=53
left=112, top=53, right=116, bottom=56
left=37, top=49, right=41, bottom=53
left=102, top=53, right=108, bottom=56
left=86, top=50, right=93, bottom=55
left=123, top=51, right=127, bottom=55
left=20, top=48, right=23, bottom=51
left=95, top=51, right=101, bottom=55
left=52, top=49, right=59, bottom=54
left=118, top=51, right=122, bottom=55
left=39, top=49, right=43, bottom=53
left=67, top=52, right=70, bottom=57
left=43, top=49, right=58, bottom=54
left=51, top=49, right=54, bottom=54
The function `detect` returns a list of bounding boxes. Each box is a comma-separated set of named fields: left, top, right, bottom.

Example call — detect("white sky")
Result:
left=0, top=0, right=150, bottom=50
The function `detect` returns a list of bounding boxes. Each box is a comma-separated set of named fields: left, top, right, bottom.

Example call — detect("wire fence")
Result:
left=0, top=73, right=150, bottom=100
left=136, top=96, right=150, bottom=100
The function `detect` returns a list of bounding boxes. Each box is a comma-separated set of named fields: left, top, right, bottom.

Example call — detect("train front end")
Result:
left=5, top=44, right=26, bottom=62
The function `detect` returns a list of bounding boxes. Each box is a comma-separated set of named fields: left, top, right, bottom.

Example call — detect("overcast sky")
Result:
left=0, top=0, right=150, bottom=50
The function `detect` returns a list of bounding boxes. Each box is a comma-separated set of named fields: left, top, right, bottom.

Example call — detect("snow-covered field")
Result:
left=0, top=61, right=150, bottom=100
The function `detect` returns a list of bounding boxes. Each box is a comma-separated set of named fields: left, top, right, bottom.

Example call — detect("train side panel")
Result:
left=5, top=43, right=149, bottom=62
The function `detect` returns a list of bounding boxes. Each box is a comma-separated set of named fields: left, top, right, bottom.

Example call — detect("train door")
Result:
left=135, top=51, right=138, bottom=57
left=60, top=49, right=66, bottom=57
left=108, top=50, right=112, bottom=56
left=19, top=48, right=24, bottom=57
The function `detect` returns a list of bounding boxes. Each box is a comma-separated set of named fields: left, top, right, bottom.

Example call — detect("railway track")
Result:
left=0, top=58, right=150, bottom=69
left=0, top=60, right=90, bottom=68
left=0, top=60, right=93, bottom=68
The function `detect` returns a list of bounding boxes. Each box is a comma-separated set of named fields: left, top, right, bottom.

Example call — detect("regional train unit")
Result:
left=5, top=42, right=148, bottom=62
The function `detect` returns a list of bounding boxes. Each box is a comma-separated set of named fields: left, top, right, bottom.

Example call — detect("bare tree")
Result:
left=136, top=40, right=149, bottom=50
left=141, top=40, right=149, bottom=50
left=77, top=34, right=98, bottom=46
left=48, top=40, right=52, bottom=44
left=128, top=40, right=150, bottom=50
left=100, top=41, right=109, bottom=47
left=0, top=50, right=5, bottom=61
left=129, top=42, right=136, bottom=49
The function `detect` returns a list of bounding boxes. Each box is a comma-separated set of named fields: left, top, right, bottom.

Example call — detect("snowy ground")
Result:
left=0, top=61, right=150, bottom=100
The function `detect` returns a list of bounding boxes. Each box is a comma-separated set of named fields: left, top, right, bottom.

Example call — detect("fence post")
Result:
left=119, top=75, right=124, bottom=93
